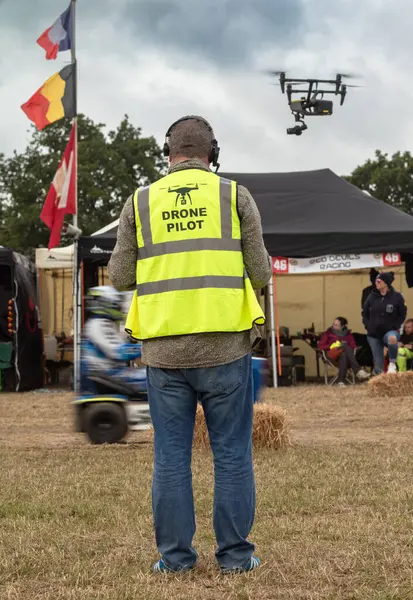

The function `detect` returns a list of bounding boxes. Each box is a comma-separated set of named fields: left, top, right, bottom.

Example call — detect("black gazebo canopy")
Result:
left=78, top=168, right=413, bottom=260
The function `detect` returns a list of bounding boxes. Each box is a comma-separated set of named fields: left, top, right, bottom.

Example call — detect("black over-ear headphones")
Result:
left=163, top=115, right=220, bottom=171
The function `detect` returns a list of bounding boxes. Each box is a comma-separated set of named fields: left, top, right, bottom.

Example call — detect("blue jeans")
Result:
left=147, top=353, right=255, bottom=571
left=367, top=330, right=400, bottom=374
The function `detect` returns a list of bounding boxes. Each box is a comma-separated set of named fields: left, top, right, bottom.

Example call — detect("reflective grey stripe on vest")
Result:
left=136, top=177, right=237, bottom=260
left=138, top=238, right=241, bottom=259
left=137, top=186, right=152, bottom=245
left=220, top=178, right=232, bottom=239
left=137, top=275, right=245, bottom=297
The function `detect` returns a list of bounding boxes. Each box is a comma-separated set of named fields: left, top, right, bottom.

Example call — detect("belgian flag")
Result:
left=21, top=63, right=75, bottom=130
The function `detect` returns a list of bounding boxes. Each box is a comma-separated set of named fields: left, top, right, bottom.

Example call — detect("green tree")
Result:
left=0, top=114, right=167, bottom=254
left=345, top=150, right=413, bottom=215
left=0, top=153, right=6, bottom=244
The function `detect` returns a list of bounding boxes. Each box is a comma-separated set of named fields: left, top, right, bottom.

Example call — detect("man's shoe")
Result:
left=387, top=363, right=397, bottom=374
left=221, top=556, right=261, bottom=574
left=152, top=558, right=194, bottom=574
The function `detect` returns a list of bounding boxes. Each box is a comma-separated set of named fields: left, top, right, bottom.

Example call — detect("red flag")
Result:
left=41, top=121, right=77, bottom=249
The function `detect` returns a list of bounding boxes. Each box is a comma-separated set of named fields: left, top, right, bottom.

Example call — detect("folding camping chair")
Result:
left=318, top=349, right=356, bottom=386
left=0, top=342, right=12, bottom=392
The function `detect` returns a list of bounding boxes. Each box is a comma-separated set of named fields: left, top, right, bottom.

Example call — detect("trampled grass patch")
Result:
left=1, top=386, right=413, bottom=599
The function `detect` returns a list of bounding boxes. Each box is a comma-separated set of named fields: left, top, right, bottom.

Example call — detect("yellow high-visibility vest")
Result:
left=125, top=169, right=265, bottom=340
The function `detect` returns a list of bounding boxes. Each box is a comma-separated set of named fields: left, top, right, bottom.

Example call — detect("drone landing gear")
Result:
left=287, top=116, right=308, bottom=136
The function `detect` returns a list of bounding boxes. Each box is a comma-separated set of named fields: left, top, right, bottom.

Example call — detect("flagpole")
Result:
left=70, top=0, right=81, bottom=393
left=268, top=276, right=278, bottom=388
left=71, top=0, right=77, bottom=228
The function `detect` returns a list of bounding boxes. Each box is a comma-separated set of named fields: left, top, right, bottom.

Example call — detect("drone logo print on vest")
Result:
left=168, top=183, right=200, bottom=206
left=160, top=182, right=209, bottom=234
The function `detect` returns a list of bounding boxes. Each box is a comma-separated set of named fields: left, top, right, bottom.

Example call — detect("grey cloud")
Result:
left=0, top=0, right=411, bottom=179
left=0, top=0, right=115, bottom=33
left=0, top=0, right=52, bottom=33
left=304, top=0, right=413, bottom=69
left=122, top=0, right=306, bottom=67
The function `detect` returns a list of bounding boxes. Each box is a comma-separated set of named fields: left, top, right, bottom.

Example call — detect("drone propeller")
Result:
left=263, top=69, right=287, bottom=77
left=343, top=84, right=364, bottom=88
left=335, top=71, right=362, bottom=79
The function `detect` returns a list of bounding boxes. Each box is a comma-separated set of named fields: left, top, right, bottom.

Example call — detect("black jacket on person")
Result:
left=361, top=268, right=380, bottom=309
left=362, top=288, right=407, bottom=338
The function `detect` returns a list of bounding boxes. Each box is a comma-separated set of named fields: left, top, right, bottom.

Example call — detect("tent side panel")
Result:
left=276, top=274, right=324, bottom=378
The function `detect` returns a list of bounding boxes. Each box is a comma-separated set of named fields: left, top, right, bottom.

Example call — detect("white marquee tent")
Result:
left=35, top=219, right=120, bottom=270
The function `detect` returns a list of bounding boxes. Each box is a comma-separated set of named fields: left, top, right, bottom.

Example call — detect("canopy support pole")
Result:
left=73, top=241, right=81, bottom=393
left=268, top=277, right=278, bottom=388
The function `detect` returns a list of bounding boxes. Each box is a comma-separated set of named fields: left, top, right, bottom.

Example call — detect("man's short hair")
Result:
left=168, top=116, right=214, bottom=160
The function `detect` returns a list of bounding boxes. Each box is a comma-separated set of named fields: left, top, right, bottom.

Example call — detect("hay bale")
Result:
left=252, top=403, right=290, bottom=449
left=193, top=403, right=290, bottom=451
left=368, top=371, right=413, bottom=397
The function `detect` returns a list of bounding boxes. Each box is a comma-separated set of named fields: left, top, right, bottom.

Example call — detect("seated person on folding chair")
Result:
left=81, top=286, right=146, bottom=395
left=318, top=317, right=370, bottom=386
left=396, top=318, right=413, bottom=372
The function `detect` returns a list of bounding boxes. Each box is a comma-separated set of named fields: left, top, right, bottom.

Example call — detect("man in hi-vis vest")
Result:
left=108, top=116, right=272, bottom=574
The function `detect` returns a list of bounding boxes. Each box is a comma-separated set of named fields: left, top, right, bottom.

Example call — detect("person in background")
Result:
left=362, top=272, right=407, bottom=374
left=82, top=286, right=146, bottom=394
left=318, top=317, right=370, bottom=386
left=361, top=268, right=379, bottom=310
left=396, top=318, right=413, bottom=372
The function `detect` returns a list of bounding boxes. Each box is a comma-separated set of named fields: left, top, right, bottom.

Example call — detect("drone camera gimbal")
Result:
left=287, top=117, right=308, bottom=136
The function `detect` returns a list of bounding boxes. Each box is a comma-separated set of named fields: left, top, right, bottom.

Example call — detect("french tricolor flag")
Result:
left=37, top=3, right=73, bottom=60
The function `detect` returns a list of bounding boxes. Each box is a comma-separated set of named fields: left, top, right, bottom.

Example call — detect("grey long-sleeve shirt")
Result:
left=108, top=158, right=272, bottom=368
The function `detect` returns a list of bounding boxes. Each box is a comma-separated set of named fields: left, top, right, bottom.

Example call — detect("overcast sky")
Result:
left=1, top=0, right=412, bottom=176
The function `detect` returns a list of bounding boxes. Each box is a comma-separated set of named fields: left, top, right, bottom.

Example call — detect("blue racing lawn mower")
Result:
left=73, top=346, right=152, bottom=445
left=73, top=286, right=152, bottom=445
left=74, top=352, right=268, bottom=445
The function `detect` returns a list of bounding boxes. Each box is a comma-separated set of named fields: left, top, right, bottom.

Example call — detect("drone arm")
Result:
left=306, top=81, right=314, bottom=106
left=288, top=88, right=344, bottom=96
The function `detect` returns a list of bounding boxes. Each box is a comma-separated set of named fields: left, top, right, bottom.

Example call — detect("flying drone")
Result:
left=267, top=71, right=361, bottom=135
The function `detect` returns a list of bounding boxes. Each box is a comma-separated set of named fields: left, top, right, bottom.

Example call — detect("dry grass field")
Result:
left=1, top=383, right=413, bottom=599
